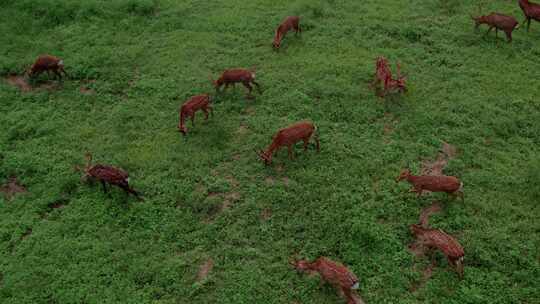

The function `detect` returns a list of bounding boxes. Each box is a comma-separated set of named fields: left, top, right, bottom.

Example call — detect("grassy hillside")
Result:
left=1, top=0, right=539, bottom=303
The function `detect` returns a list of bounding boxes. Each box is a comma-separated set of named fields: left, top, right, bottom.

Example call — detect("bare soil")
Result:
left=4, top=74, right=60, bottom=92
left=1, top=177, right=27, bottom=200
left=196, top=258, right=214, bottom=282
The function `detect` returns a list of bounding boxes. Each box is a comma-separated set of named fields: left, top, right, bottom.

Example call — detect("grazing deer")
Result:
left=178, top=94, right=213, bottom=135
left=78, top=153, right=142, bottom=200
left=255, top=121, right=319, bottom=165
left=371, top=57, right=406, bottom=97
left=273, top=16, right=301, bottom=49
left=211, top=68, right=261, bottom=99
left=472, top=13, right=519, bottom=42
left=26, top=55, right=67, bottom=79
left=292, top=257, right=364, bottom=304
left=410, top=224, right=465, bottom=278
left=519, top=0, right=540, bottom=32
left=397, top=169, right=464, bottom=201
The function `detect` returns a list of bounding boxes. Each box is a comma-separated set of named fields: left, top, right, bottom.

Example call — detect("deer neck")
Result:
left=264, top=141, right=280, bottom=158
left=406, top=174, right=419, bottom=183
left=180, top=111, right=186, bottom=128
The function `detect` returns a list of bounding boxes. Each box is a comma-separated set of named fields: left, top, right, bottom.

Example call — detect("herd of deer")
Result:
left=17, top=2, right=539, bottom=303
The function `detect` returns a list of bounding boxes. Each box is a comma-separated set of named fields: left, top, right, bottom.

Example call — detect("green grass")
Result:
left=1, top=0, right=539, bottom=303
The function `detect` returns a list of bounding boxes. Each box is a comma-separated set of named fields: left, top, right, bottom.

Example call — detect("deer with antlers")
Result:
left=77, top=153, right=142, bottom=200
left=371, top=57, right=406, bottom=97
left=519, top=0, right=540, bottom=32
left=291, top=257, right=364, bottom=304
left=255, top=121, right=319, bottom=165
left=211, top=68, right=262, bottom=99
left=273, top=16, right=301, bottom=49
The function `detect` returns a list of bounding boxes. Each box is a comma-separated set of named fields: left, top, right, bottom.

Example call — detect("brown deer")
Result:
left=78, top=153, right=142, bottom=200
left=255, top=121, right=319, bottom=165
left=273, top=16, right=301, bottom=49
left=472, top=13, right=519, bottom=42
left=519, top=0, right=540, bottom=31
left=410, top=224, right=465, bottom=278
left=371, top=57, right=406, bottom=97
left=25, top=55, right=67, bottom=79
left=178, top=94, right=213, bottom=135
left=211, top=68, right=261, bottom=99
left=291, top=257, right=364, bottom=304
left=397, top=169, right=464, bottom=201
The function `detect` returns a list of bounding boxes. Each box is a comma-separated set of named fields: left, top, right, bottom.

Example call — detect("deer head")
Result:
left=273, top=30, right=282, bottom=49
left=396, top=168, right=411, bottom=182
left=254, top=149, right=272, bottom=165
left=409, top=223, right=424, bottom=236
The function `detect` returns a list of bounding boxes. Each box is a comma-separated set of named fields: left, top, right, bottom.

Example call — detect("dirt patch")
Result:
left=4, top=74, right=60, bottom=92
left=79, top=79, right=96, bottom=95
left=408, top=241, right=426, bottom=257
left=265, top=176, right=275, bottom=185
left=236, top=124, right=249, bottom=136
left=418, top=201, right=443, bottom=228
left=196, top=258, right=214, bottom=282
left=48, top=201, right=67, bottom=210
left=410, top=262, right=435, bottom=292
left=5, top=75, right=32, bottom=92
left=204, top=191, right=241, bottom=222
left=21, top=228, right=32, bottom=240
left=232, top=153, right=241, bottom=161
left=222, top=192, right=241, bottom=209
left=382, top=112, right=398, bottom=138
left=261, top=208, right=272, bottom=220
left=1, top=177, right=27, bottom=200
left=224, top=175, right=239, bottom=188
left=420, top=141, right=458, bottom=176
left=243, top=106, right=256, bottom=115
left=282, top=177, right=290, bottom=186
left=80, top=86, right=95, bottom=95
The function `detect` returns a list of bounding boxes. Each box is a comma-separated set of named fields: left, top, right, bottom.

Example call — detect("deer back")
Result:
left=88, top=164, right=129, bottom=185
left=421, top=229, right=464, bottom=259
left=412, top=175, right=461, bottom=193
left=315, top=257, right=359, bottom=289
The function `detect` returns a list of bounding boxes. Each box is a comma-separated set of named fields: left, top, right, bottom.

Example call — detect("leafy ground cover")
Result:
left=0, top=0, right=539, bottom=303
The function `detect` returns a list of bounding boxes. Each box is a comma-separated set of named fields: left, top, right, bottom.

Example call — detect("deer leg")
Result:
left=303, top=138, right=309, bottom=151
left=527, top=18, right=531, bottom=32
left=203, top=108, right=209, bottom=120
left=191, top=114, right=195, bottom=126
left=288, top=145, right=294, bottom=159
left=485, top=26, right=493, bottom=36
left=54, top=70, right=62, bottom=80
left=208, top=105, right=214, bottom=117
left=505, top=31, right=512, bottom=42
left=120, top=184, right=142, bottom=200
left=242, top=82, right=253, bottom=98
left=251, top=80, right=262, bottom=94
left=342, top=288, right=356, bottom=304
left=101, top=180, right=108, bottom=193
